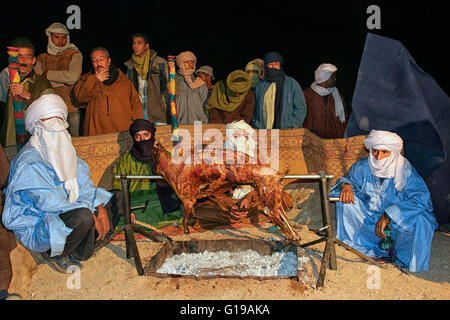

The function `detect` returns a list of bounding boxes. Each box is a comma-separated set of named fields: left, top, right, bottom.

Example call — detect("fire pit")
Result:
left=144, top=239, right=307, bottom=281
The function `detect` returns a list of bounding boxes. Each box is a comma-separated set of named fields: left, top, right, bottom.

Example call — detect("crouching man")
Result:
left=329, top=130, right=438, bottom=272
left=2, top=94, right=120, bottom=274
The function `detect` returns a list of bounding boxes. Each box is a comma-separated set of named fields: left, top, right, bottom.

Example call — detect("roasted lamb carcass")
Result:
left=153, top=141, right=300, bottom=242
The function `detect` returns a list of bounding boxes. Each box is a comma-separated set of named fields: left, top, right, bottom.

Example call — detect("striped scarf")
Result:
left=12, top=76, right=31, bottom=150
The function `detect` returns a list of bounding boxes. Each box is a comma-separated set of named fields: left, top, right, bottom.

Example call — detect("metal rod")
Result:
left=299, top=237, right=327, bottom=248
left=120, top=175, right=144, bottom=275
left=319, top=171, right=337, bottom=270
left=316, top=239, right=332, bottom=289
left=115, top=174, right=335, bottom=180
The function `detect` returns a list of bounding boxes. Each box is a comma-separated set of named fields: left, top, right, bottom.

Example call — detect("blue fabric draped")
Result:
left=329, top=158, right=438, bottom=272
left=346, top=33, right=450, bottom=225
left=2, top=143, right=112, bottom=257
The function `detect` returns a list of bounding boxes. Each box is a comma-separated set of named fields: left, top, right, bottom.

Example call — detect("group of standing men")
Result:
left=0, top=22, right=349, bottom=150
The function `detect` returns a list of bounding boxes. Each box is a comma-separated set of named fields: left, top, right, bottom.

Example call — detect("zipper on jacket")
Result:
left=106, top=86, right=110, bottom=115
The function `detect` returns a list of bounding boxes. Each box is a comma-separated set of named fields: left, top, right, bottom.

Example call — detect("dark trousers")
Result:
left=57, top=194, right=121, bottom=261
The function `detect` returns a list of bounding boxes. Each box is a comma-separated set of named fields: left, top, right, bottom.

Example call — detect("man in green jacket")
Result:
left=113, top=119, right=181, bottom=228
left=0, top=37, right=54, bottom=148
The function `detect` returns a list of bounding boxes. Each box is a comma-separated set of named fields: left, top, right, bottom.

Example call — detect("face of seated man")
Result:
left=134, top=130, right=152, bottom=142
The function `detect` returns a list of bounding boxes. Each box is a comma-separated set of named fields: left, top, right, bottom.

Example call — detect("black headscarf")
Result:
left=129, top=119, right=157, bottom=172
left=264, top=51, right=285, bottom=129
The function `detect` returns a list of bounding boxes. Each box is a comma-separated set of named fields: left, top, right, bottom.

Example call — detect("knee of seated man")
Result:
left=72, top=208, right=95, bottom=230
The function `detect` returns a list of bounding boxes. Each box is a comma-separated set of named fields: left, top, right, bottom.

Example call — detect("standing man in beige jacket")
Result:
left=34, top=22, right=83, bottom=136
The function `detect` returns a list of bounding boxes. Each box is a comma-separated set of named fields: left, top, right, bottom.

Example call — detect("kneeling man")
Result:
left=2, top=94, right=120, bottom=273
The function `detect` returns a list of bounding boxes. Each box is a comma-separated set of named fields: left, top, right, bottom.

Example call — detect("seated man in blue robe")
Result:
left=2, top=94, right=120, bottom=274
left=329, top=130, right=438, bottom=272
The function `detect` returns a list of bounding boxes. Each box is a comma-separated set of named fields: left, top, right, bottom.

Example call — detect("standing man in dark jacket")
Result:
left=251, top=52, right=307, bottom=130
left=124, top=33, right=169, bottom=125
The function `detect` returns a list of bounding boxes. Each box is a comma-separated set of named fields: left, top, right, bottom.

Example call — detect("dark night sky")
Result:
left=1, top=0, right=448, bottom=107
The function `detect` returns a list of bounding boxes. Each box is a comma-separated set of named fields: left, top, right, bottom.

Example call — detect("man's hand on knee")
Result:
left=94, top=204, right=110, bottom=240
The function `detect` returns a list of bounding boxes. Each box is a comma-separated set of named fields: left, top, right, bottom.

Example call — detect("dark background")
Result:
left=1, top=0, right=448, bottom=108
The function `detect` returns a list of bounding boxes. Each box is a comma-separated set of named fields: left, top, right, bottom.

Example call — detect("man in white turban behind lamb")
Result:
left=2, top=94, right=121, bottom=274
left=329, top=130, right=438, bottom=272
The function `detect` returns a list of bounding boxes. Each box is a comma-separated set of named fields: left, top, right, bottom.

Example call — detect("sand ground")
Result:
left=9, top=185, right=449, bottom=302
left=21, top=222, right=449, bottom=301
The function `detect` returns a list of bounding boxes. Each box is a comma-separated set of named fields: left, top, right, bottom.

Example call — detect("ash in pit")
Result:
left=156, top=249, right=304, bottom=277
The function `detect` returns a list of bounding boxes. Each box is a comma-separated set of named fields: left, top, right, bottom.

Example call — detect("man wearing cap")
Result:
left=112, top=119, right=182, bottom=228
left=195, top=66, right=215, bottom=112
left=124, top=33, right=169, bottom=125
left=0, top=37, right=54, bottom=149
left=34, top=22, right=83, bottom=136
left=303, top=63, right=347, bottom=138
left=195, top=66, right=215, bottom=91
left=175, top=51, right=208, bottom=124
left=251, top=51, right=307, bottom=129
left=329, top=130, right=438, bottom=272
left=2, top=94, right=121, bottom=273
left=205, top=70, right=255, bottom=125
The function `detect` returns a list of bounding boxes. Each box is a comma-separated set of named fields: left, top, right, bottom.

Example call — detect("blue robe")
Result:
left=2, top=143, right=112, bottom=257
left=329, top=158, right=438, bottom=272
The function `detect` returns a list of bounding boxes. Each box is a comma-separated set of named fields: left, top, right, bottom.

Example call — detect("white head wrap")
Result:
left=26, top=94, right=79, bottom=203
left=45, top=22, right=78, bottom=55
left=223, top=120, right=257, bottom=158
left=364, top=130, right=412, bottom=191
left=310, top=63, right=346, bottom=123
left=223, top=120, right=257, bottom=200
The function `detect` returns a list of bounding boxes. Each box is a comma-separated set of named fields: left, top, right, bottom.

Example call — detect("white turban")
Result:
left=26, top=94, right=79, bottom=204
left=223, top=120, right=257, bottom=158
left=224, top=120, right=257, bottom=200
left=45, top=22, right=78, bottom=55
left=314, top=63, right=337, bottom=84
left=310, top=63, right=345, bottom=123
left=25, top=94, right=68, bottom=135
left=364, top=130, right=412, bottom=191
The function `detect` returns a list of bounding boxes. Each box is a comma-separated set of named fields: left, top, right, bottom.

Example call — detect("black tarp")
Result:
left=346, top=33, right=450, bottom=225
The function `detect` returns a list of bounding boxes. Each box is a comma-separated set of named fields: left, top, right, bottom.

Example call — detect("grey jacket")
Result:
left=175, top=72, right=208, bottom=124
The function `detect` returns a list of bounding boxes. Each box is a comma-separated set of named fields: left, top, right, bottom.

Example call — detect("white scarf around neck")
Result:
left=310, top=82, right=346, bottom=123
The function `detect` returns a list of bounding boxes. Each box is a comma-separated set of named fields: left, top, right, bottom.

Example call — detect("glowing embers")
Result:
left=144, top=239, right=305, bottom=280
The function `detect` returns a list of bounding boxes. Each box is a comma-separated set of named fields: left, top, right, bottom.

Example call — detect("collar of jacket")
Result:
left=124, top=49, right=158, bottom=75
left=90, top=64, right=119, bottom=85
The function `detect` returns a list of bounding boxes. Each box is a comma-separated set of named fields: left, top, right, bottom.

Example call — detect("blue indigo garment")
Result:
left=2, top=144, right=112, bottom=257
left=329, top=158, right=438, bottom=272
